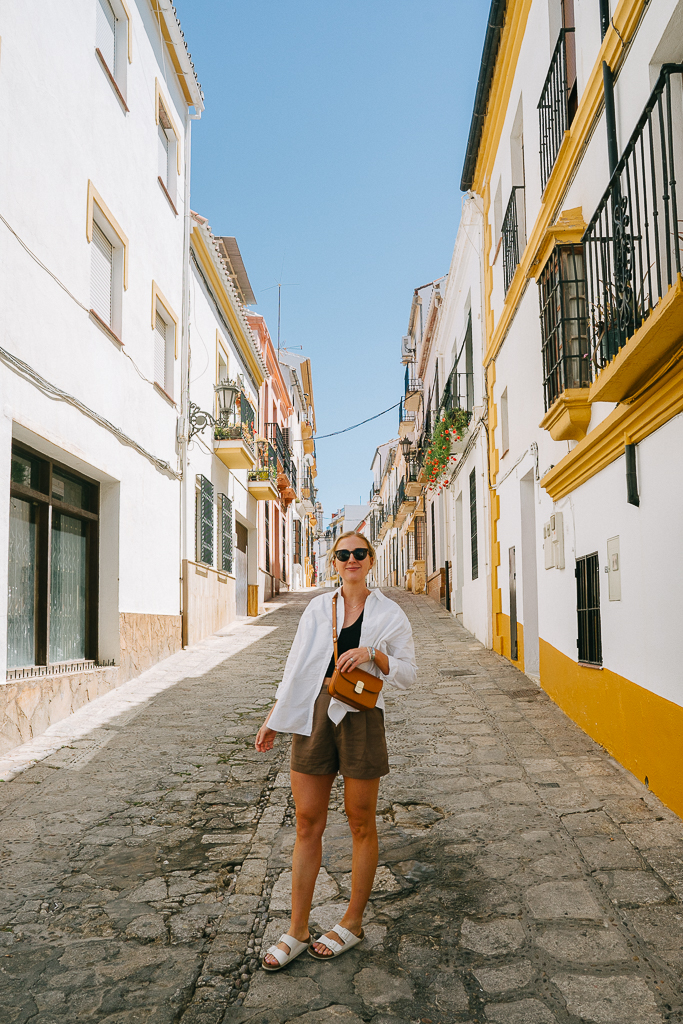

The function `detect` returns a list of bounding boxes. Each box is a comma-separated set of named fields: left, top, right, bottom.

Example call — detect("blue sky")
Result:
left=174, top=0, right=489, bottom=526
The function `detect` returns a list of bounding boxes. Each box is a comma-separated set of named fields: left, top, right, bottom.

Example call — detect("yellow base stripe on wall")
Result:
left=539, top=639, right=683, bottom=820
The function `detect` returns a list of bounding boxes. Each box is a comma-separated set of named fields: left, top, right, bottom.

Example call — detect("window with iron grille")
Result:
left=470, top=469, right=478, bottom=580
left=576, top=553, right=602, bottom=665
left=539, top=245, right=590, bottom=410
left=430, top=504, right=436, bottom=573
left=195, top=475, right=214, bottom=566
left=282, top=519, right=287, bottom=583
left=502, top=187, right=525, bottom=294
left=294, top=519, right=302, bottom=564
left=415, top=516, right=426, bottom=562
left=218, top=493, right=233, bottom=574
left=264, top=501, right=270, bottom=574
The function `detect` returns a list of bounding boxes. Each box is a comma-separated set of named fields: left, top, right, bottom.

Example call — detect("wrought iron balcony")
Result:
left=404, top=363, right=423, bottom=412
left=214, top=390, right=256, bottom=450
left=398, top=397, right=416, bottom=437
left=584, top=64, right=683, bottom=375
left=538, top=29, right=575, bottom=191
left=502, top=186, right=526, bottom=294
left=440, top=369, right=475, bottom=416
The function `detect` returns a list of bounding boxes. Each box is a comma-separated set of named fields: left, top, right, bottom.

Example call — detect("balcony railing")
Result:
left=266, top=421, right=286, bottom=460
left=214, top=390, right=256, bottom=450
left=584, top=64, right=683, bottom=370
left=502, top=186, right=526, bottom=294
left=398, top=397, right=416, bottom=429
left=440, top=369, right=475, bottom=416
left=404, top=363, right=423, bottom=396
left=538, top=29, right=575, bottom=191
left=249, top=441, right=277, bottom=484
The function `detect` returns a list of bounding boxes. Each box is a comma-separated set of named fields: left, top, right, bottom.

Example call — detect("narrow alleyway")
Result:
left=1, top=592, right=682, bottom=1024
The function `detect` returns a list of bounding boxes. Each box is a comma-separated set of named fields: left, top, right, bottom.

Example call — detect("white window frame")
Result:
left=151, top=282, right=178, bottom=402
left=95, top=0, right=132, bottom=107
left=155, top=80, right=180, bottom=210
left=87, top=182, right=128, bottom=343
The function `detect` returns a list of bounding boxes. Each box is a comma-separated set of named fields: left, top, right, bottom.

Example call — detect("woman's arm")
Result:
left=336, top=645, right=389, bottom=675
left=255, top=704, right=278, bottom=752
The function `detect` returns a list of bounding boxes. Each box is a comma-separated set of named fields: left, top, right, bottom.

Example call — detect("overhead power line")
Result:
left=314, top=401, right=401, bottom=440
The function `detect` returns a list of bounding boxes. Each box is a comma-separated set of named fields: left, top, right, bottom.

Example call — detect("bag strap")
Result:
left=332, top=592, right=339, bottom=666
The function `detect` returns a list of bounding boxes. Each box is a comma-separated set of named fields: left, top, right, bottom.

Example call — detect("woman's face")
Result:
left=333, top=536, right=373, bottom=586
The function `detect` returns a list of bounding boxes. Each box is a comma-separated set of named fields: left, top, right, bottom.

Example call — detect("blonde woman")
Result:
left=255, top=531, right=416, bottom=970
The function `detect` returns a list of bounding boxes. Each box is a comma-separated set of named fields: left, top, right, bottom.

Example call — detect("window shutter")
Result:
left=154, top=312, right=167, bottom=389
left=198, top=475, right=214, bottom=566
left=219, top=494, right=233, bottom=573
left=91, top=221, right=113, bottom=326
left=96, top=0, right=117, bottom=73
left=158, top=124, right=169, bottom=184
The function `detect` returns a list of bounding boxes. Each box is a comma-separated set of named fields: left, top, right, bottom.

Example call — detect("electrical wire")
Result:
left=0, top=344, right=180, bottom=480
left=313, top=402, right=401, bottom=440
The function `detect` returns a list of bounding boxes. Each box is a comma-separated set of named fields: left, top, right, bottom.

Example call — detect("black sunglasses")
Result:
left=334, top=548, right=369, bottom=562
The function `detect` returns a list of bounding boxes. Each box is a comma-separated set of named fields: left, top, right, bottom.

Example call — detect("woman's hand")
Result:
left=336, top=646, right=371, bottom=673
left=255, top=705, right=277, bottom=752
left=255, top=724, right=277, bottom=752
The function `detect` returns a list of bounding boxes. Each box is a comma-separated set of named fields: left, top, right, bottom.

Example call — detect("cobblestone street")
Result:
left=1, top=590, right=683, bottom=1024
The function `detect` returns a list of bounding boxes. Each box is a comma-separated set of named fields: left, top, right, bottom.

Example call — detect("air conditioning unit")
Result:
left=543, top=512, right=565, bottom=569
left=401, top=334, right=415, bottom=363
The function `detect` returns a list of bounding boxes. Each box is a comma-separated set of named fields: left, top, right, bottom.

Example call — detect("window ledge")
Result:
left=153, top=382, right=176, bottom=406
left=540, top=389, right=592, bottom=441
left=577, top=661, right=603, bottom=670
left=158, top=176, right=178, bottom=215
left=89, top=309, right=123, bottom=348
left=95, top=48, right=129, bottom=112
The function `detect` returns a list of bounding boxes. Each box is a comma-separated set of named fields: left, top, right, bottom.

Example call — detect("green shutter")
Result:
left=199, top=474, right=214, bottom=565
left=219, top=493, right=233, bottom=573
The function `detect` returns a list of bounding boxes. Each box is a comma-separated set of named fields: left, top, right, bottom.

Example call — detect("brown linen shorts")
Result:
left=290, top=680, right=389, bottom=779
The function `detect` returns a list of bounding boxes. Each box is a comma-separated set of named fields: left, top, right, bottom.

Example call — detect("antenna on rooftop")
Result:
left=261, top=255, right=300, bottom=357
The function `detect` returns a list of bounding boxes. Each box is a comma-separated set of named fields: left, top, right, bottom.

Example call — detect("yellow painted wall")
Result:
left=540, top=639, right=683, bottom=819
left=497, top=613, right=525, bottom=672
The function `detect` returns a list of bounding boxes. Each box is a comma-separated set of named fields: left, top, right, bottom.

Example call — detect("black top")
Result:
left=325, top=609, right=364, bottom=679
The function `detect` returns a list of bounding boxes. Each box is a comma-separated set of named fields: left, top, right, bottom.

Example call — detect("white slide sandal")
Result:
left=308, top=924, right=364, bottom=959
left=261, top=933, right=311, bottom=971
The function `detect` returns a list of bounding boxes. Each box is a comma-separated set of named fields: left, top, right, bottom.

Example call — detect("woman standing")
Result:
left=255, top=531, right=416, bottom=970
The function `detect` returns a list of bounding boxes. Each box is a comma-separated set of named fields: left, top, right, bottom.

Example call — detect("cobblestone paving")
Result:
left=1, top=590, right=683, bottom=1024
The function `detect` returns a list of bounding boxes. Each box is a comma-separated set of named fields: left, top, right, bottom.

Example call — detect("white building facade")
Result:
left=463, top=0, right=683, bottom=814
left=0, top=0, right=202, bottom=753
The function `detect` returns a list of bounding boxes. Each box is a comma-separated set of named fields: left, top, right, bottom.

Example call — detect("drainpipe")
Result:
left=599, top=0, right=610, bottom=40
left=179, top=105, right=202, bottom=643
left=602, top=61, right=619, bottom=176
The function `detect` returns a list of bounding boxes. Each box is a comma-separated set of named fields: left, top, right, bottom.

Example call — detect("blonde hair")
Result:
left=330, top=531, right=376, bottom=562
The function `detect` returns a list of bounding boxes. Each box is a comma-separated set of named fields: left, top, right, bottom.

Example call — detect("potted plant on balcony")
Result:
left=423, top=409, right=469, bottom=494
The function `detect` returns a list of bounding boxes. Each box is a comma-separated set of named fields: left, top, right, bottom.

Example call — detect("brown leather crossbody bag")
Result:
left=327, top=593, right=383, bottom=711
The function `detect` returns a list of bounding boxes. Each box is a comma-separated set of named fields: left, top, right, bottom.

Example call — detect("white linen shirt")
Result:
left=267, top=588, right=416, bottom=736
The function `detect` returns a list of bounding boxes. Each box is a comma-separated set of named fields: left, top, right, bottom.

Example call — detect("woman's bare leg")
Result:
left=312, top=776, right=380, bottom=956
left=263, top=769, right=336, bottom=966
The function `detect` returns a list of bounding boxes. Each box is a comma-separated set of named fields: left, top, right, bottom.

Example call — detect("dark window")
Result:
left=539, top=245, right=590, bottom=410
left=294, top=519, right=302, bottom=564
left=470, top=469, right=478, bottom=580
left=415, top=516, right=426, bottom=562
left=281, top=518, right=286, bottom=583
left=7, top=444, right=99, bottom=671
left=502, top=187, right=525, bottom=294
left=430, top=503, right=436, bottom=573
left=264, top=501, right=270, bottom=574
left=576, top=552, right=602, bottom=665
left=196, top=475, right=214, bottom=566
left=218, top=493, right=233, bottom=573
